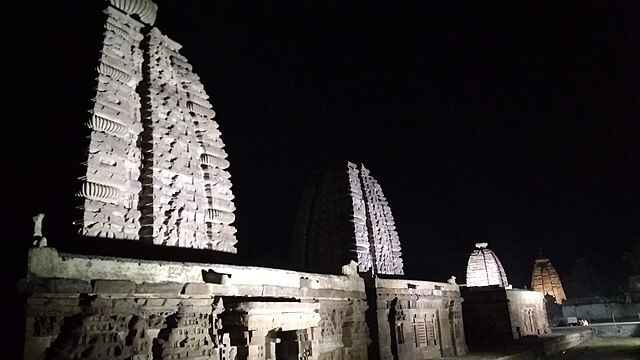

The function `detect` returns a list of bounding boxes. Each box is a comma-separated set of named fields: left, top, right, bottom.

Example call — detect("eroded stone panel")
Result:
left=373, top=278, right=467, bottom=360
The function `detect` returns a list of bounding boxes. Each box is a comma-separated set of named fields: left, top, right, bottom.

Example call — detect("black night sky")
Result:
left=11, top=1, right=639, bottom=297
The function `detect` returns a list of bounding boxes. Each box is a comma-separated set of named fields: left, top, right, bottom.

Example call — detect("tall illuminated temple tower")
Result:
left=531, top=257, right=567, bottom=303
left=293, top=162, right=404, bottom=275
left=74, top=0, right=237, bottom=252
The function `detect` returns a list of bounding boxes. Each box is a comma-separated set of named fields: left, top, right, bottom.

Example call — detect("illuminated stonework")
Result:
left=465, top=242, right=510, bottom=288
left=74, top=0, right=237, bottom=252
left=294, top=162, right=404, bottom=275
left=531, top=257, right=567, bottom=303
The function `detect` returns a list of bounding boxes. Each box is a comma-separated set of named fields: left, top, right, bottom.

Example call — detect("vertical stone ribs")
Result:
left=141, top=28, right=237, bottom=252
left=359, top=165, right=404, bottom=275
left=347, top=163, right=372, bottom=273
left=75, top=7, right=145, bottom=240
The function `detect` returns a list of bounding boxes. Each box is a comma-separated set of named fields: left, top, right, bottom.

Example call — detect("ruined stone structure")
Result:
left=371, top=279, right=467, bottom=359
left=20, top=2, right=469, bottom=360
left=293, top=162, right=403, bottom=275
left=75, top=0, right=237, bottom=252
left=465, top=243, right=510, bottom=288
left=461, top=243, right=550, bottom=350
left=531, top=257, right=567, bottom=304
left=22, top=248, right=369, bottom=360
left=461, top=286, right=551, bottom=349
left=292, top=163, right=468, bottom=359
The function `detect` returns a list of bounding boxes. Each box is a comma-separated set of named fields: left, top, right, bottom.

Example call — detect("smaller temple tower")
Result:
left=531, top=257, right=567, bottom=303
left=465, top=242, right=510, bottom=288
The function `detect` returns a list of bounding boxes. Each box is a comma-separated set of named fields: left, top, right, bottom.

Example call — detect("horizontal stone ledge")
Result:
left=19, top=277, right=92, bottom=294
left=135, top=281, right=184, bottom=294
left=93, top=279, right=136, bottom=294
left=27, top=248, right=367, bottom=292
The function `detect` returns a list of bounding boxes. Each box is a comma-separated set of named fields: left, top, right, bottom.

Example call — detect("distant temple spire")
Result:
left=293, top=162, right=404, bottom=275
left=531, top=256, right=567, bottom=303
left=466, top=242, right=510, bottom=287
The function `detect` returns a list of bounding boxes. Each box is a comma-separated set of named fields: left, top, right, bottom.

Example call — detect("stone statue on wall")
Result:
left=32, top=213, right=47, bottom=247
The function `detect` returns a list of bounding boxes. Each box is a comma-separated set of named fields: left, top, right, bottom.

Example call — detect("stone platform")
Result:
left=440, top=328, right=595, bottom=360
left=21, top=247, right=370, bottom=360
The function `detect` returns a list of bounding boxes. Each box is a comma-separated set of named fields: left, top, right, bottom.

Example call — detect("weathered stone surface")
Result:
left=93, top=279, right=136, bottom=294
left=135, top=281, right=183, bottom=294
left=294, top=162, right=404, bottom=275
left=28, top=248, right=366, bottom=293
left=21, top=277, right=92, bottom=294
left=138, top=27, right=238, bottom=252
left=22, top=247, right=372, bottom=360
left=75, top=6, right=145, bottom=241
left=461, top=286, right=550, bottom=350
left=466, top=242, right=510, bottom=288
left=531, top=257, right=567, bottom=303
left=182, top=282, right=212, bottom=295
left=374, top=278, right=468, bottom=359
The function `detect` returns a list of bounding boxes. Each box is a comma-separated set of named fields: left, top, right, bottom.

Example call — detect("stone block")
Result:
left=21, top=278, right=92, bottom=294
left=93, top=279, right=135, bottom=294
left=135, top=281, right=184, bottom=294
left=182, top=282, right=212, bottom=295
left=145, top=298, right=166, bottom=307
left=202, top=269, right=230, bottom=284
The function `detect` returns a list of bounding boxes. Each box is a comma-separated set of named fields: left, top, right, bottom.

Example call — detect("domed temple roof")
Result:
left=466, top=243, right=510, bottom=287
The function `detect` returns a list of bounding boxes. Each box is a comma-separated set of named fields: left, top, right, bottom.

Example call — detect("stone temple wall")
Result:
left=74, top=0, right=237, bottom=252
left=21, top=248, right=369, bottom=360
left=461, top=286, right=550, bottom=350
left=531, top=257, right=567, bottom=304
left=371, top=278, right=467, bottom=360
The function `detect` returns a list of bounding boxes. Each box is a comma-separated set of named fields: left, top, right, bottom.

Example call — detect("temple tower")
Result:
left=293, top=161, right=404, bottom=275
left=73, top=0, right=237, bottom=252
left=465, top=242, right=510, bottom=287
left=531, top=257, right=567, bottom=303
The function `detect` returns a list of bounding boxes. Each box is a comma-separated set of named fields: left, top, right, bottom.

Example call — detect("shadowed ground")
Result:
left=544, top=337, right=640, bottom=360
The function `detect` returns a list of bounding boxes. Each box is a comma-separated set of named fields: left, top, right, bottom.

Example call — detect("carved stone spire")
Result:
left=74, top=0, right=237, bottom=253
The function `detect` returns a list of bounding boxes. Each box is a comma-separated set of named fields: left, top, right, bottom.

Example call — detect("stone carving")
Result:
left=531, top=257, right=567, bottom=303
left=294, top=162, right=404, bottom=275
left=75, top=6, right=145, bottom=240
left=447, top=276, right=457, bottom=285
left=153, top=301, right=229, bottom=360
left=466, top=242, right=509, bottom=287
left=45, top=313, right=150, bottom=360
left=342, top=260, right=359, bottom=277
left=109, top=0, right=158, bottom=25
left=32, top=213, right=47, bottom=247
left=347, top=163, right=373, bottom=273
left=374, top=279, right=467, bottom=359
left=138, top=27, right=237, bottom=252
left=72, top=2, right=237, bottom=252
left=359, top=165, right=404, bottom=275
